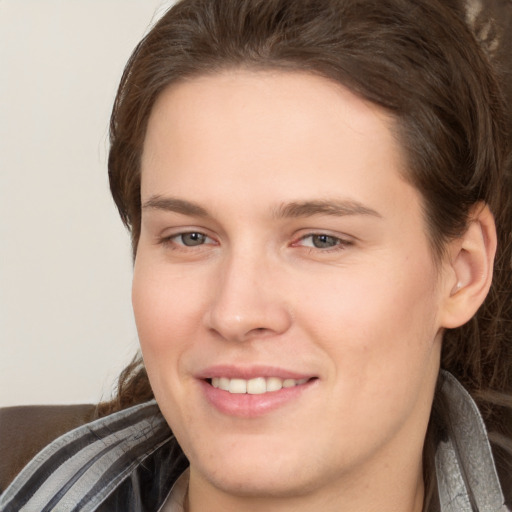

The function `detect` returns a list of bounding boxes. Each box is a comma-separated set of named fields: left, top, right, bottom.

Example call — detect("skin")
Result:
left=133, top=71, right=471, bottom=512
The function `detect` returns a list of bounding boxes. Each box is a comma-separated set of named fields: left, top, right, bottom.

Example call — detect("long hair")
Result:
left=103, top=0, right=512, bottom=507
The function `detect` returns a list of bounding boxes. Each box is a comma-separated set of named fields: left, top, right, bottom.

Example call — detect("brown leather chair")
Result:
left=0, top=404, right=96, bottom=493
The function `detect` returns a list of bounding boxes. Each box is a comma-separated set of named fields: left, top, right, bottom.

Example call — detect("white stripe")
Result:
left=0, top=400, right=160, bottom=511
left=81, top=434, right=173, bottom=512
left=0, top=423, right=92, bottom=507
left=18, top=420, right=152, bottom=512
left=52, top=417, right=169, bottom=512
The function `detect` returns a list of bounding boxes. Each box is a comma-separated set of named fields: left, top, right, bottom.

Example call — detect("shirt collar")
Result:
left=435, top=370, right=507, bottom=511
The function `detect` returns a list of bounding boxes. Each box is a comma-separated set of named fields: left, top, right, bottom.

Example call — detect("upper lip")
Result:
left=197, top=365, right=316, bottom=381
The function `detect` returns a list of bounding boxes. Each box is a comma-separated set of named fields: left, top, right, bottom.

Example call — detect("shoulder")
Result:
left=0, top=400, right=188, bottom=512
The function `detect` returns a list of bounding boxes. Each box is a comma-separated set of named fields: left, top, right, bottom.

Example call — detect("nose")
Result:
left=204, top=251, right=292, bottom=342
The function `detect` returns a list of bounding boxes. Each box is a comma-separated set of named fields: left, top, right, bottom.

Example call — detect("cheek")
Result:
left=131, top=259, right=216, bottom=433
left=131, top=258, right=208, bottom=372
left=298, top=252, right=440, bottom=382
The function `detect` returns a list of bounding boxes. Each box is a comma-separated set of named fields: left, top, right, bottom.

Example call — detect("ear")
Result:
left=439, top=202, right=497, bottom=329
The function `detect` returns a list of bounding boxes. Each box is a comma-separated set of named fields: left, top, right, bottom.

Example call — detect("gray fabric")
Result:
left=436, top=370, right=508, bottom=512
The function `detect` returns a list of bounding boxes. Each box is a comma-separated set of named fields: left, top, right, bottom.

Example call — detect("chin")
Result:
left=193, top=458, right=324, bottom=499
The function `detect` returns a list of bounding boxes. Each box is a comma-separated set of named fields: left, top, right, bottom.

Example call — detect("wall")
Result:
left=0, top=0, right=174, bottom=406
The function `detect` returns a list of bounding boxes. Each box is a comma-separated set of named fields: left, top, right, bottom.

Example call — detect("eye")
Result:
left=299, top=234, right=345, bottom=249
left=173, top=232, right=210, bottom=246
left=156, top=229, right=218, bottom=255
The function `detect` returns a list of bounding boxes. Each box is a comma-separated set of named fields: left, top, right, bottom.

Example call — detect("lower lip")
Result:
left=200, top=379, right=316, bottom=418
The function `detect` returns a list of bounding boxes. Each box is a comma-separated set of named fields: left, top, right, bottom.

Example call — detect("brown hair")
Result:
left=103, top=0, right=512, bottom=507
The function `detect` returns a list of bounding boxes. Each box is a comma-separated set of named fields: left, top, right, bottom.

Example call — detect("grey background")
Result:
left=0, top=0, right=175, bottom=406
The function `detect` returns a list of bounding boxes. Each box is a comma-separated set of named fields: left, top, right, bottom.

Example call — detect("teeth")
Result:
left=229, top=378, right=247, bottom=394
left=266, top=377, right=283, bottom=392
left=210, top=376, right=309, bottom=394
left=247, top=377, right=266, bottom=395
left=218, top=377, right=230, bottom=391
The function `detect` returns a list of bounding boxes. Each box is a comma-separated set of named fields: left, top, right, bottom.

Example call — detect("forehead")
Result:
left=141, top=70, right=407, bottom=200
left=151, top=69, right=393, bottom=127
left=144, top=70, right=397, bottom=159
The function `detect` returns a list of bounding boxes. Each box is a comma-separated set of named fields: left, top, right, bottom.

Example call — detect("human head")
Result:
left=109, top=0, right=511, bottom=404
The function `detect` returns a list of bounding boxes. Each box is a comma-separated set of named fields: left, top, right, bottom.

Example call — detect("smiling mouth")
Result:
left=206, top=376, right=315, bottom=394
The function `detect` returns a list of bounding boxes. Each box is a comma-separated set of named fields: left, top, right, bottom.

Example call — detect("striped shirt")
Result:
left=0, top=401, right=188, bottom=511
left=0, top=371, right=508, bottom=511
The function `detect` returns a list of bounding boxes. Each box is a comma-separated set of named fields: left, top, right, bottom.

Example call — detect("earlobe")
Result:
left=440, top=203, right=497, bottom=329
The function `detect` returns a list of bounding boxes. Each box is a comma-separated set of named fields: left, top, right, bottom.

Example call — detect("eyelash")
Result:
left=158, top=231, right=352, bottom=254
left=293, top=233, right=353, bottom=253
left=158, top=232, right=216, bottom=250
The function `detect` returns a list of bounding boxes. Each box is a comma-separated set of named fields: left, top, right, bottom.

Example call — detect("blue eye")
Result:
left=176, top=232, right=208, bottom=246
left=301, top=234, right=343, bottom=249
left=311, top=234, right=339, bottom=248
left=157, top=230, right=217, bottom=252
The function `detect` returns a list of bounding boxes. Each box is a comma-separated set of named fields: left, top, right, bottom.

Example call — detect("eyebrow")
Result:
left=141, top=195, right=382, bottom=219
left=273, top=200, right=382, bottom=219
left=142, top=196, right=209, bottom=216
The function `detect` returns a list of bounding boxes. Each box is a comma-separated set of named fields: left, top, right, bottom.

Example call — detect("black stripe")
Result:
left=95, top=437, right=189, bottom=512
left=2, top=402, right=162, bottom=512
left=41, top=438, right=125, bottom=512
left=73, top=422, right=172, bottom=511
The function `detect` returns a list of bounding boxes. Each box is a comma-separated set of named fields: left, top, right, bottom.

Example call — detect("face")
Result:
left=134, top=71, right=447, bottom=504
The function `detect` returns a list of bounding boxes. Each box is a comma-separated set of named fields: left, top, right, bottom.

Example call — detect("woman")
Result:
left=1, top=0, right=511, bottom=510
